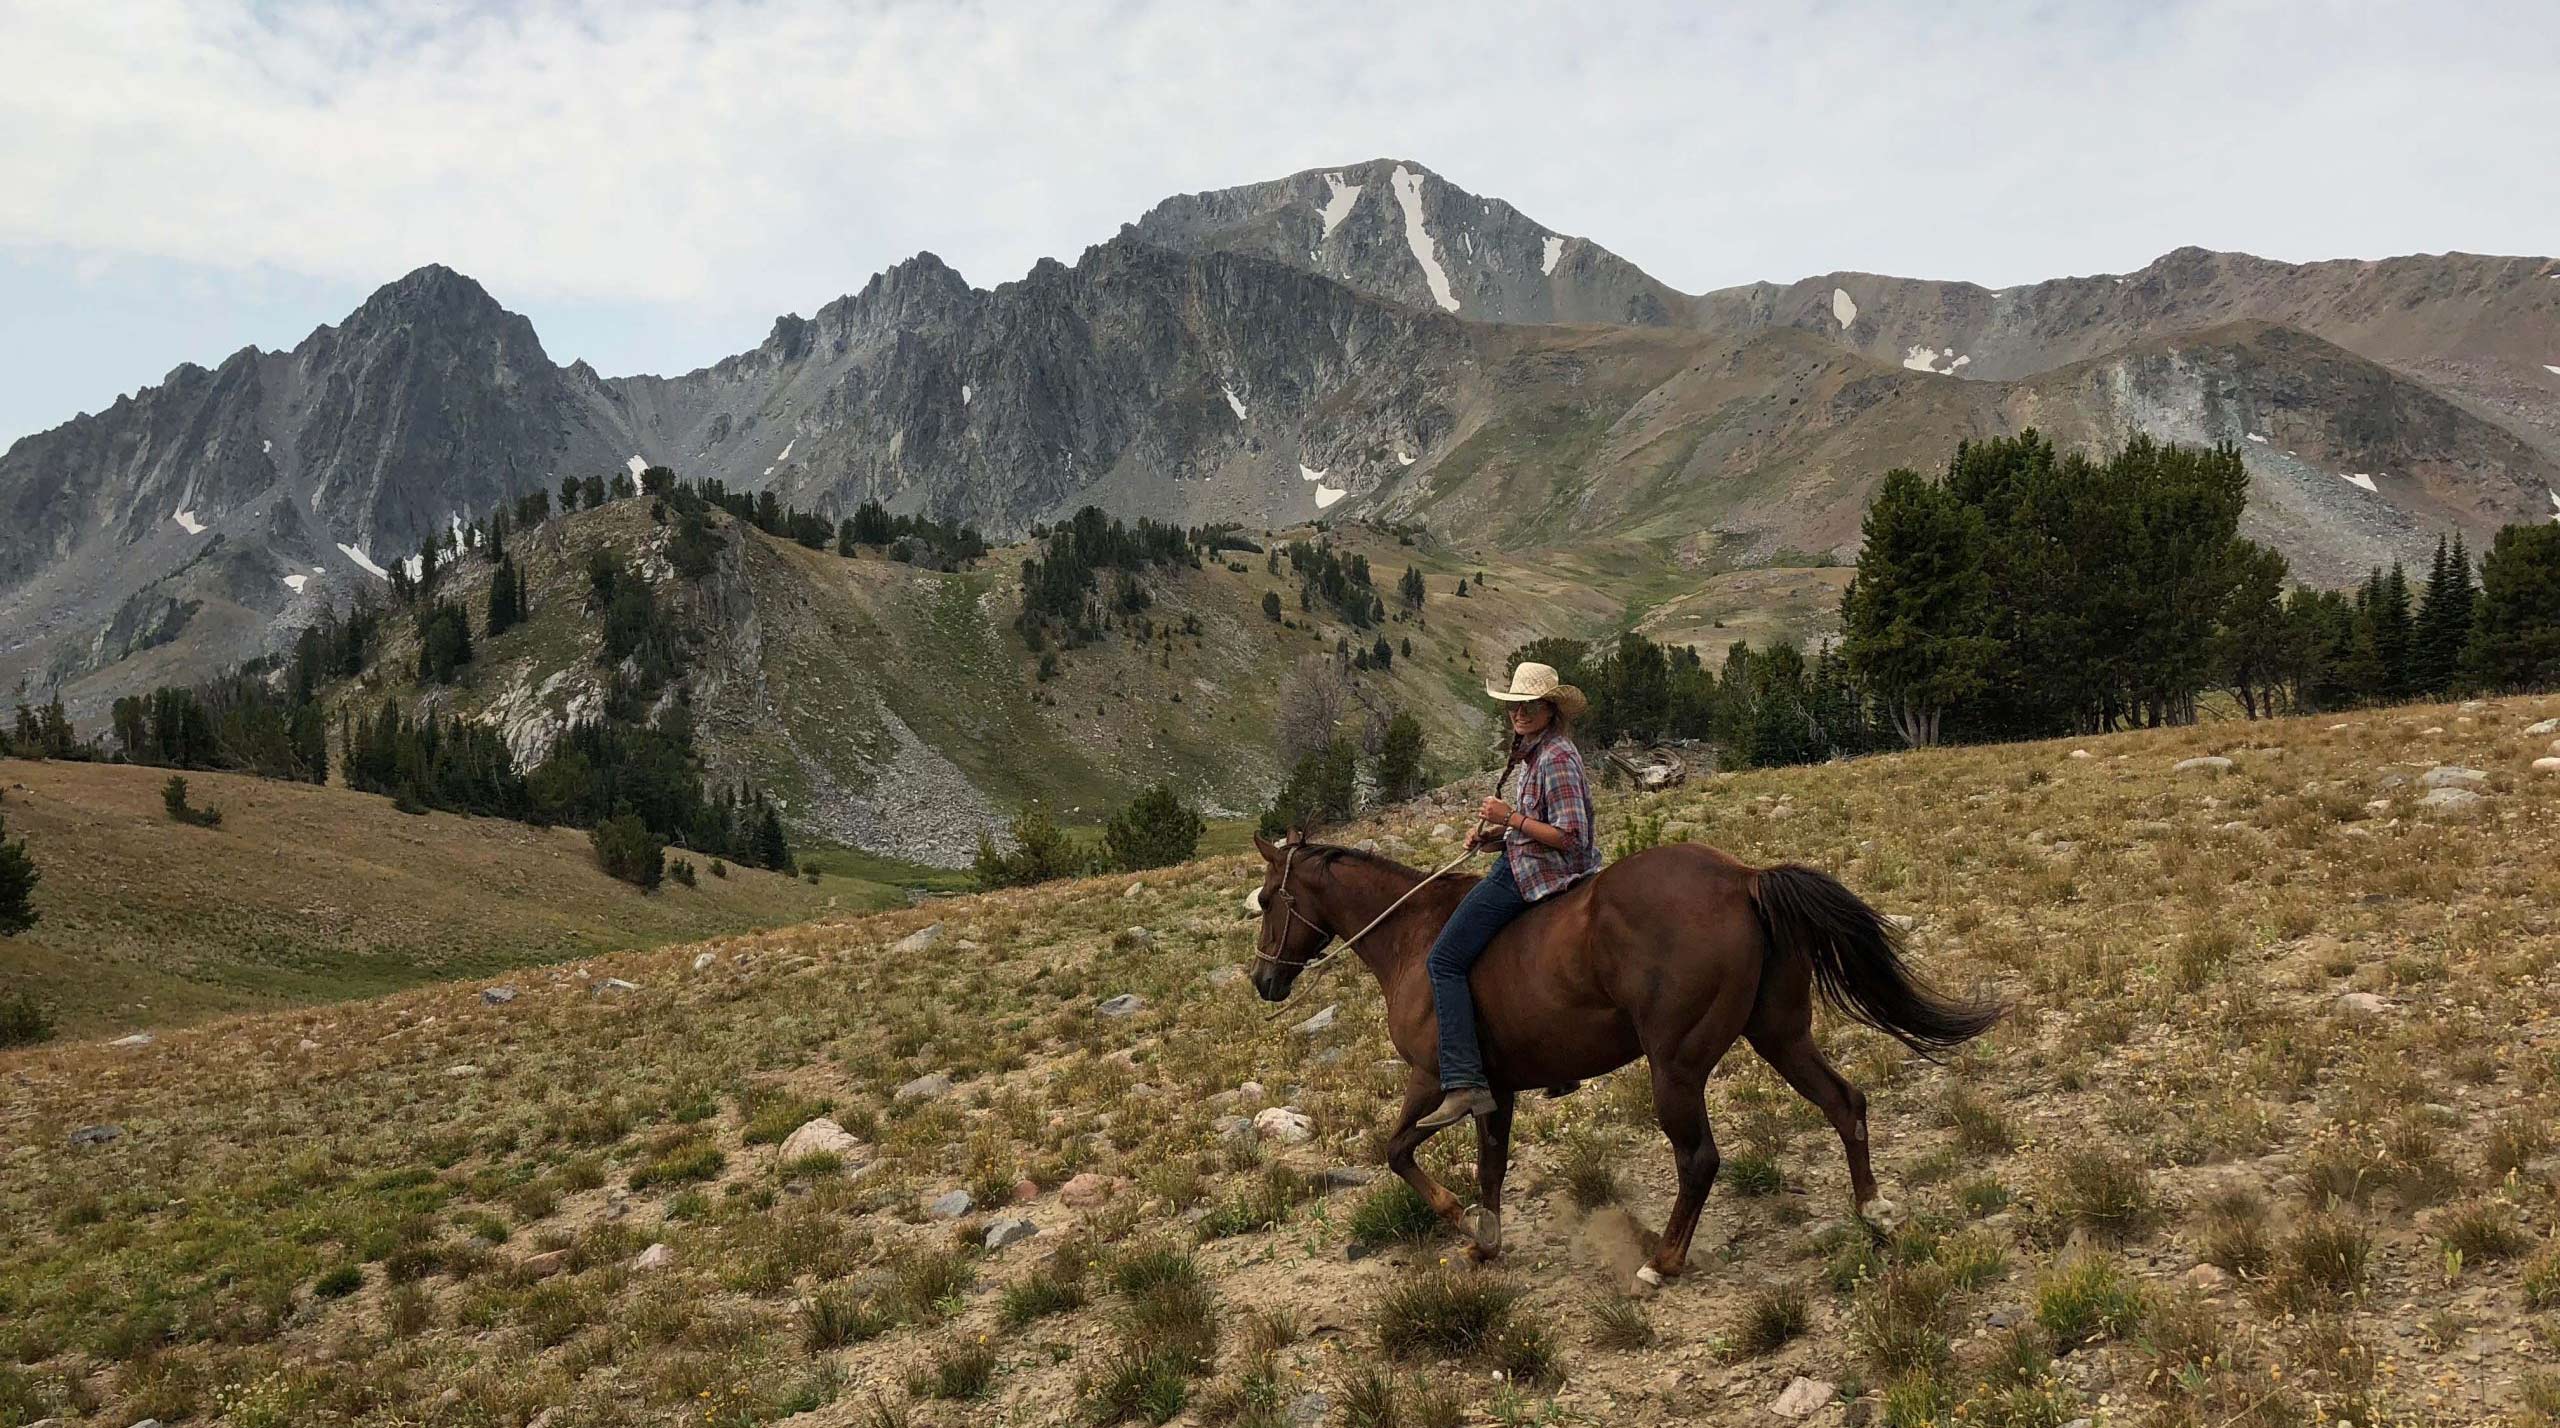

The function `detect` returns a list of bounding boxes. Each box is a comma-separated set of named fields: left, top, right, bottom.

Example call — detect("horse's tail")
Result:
left=1750, top=863, right=2002, bottom=1059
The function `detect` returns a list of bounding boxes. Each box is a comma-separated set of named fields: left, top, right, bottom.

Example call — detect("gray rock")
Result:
left=296, top=1038, right=321, bottom=1051
left=1096, top=993, right=1145, bottom=1018
left=1254, top=1107, right=1314, bottom=1144
left=1292, top=1004, right=1339, bottom=1036
left=2416, top=786, right=2489, bottom=819
left=2337, top=991, right=2388, bottom=1015
left=632, top=1243, right=672, bottom=1271
left=1430, top=823, right=1455, bottom=839
left=68, top=1124, right=122, bottom=1148
left=983, top=1217, right=1039, bottom=1250
left=1213, top=1114, right=1255, bottom=1144
left=2525, top=717, right=2560, bottom=736
left=778, top=1117, right=864, bottom=1163
left=929, top=1189, right=975, bottom=1219
left=1288, top=1392, right=1332, bottom=1427
left=1771, top=1378, right=1836, bottom=1419
left=2419, top=765, right=2490, bottom=790
left=1207, top=965, right=1246, bottom=987
left=2173, top=756, right=2233, bottom=775
left=892, top=923, right=944, bottom=957
left=480, top=985, right=518, bottom=1005
left=597, top=977, right=639, bottom=993
left=1121, top=927, right=1155, bottom=947
left=446, top=1064, right=482, bottom=1077
left=692, top=951, right=716, bottom=972
left=895, top=1072, right=954, bottom=1103
left=109, top=1033, right=152, bottom=1048
left=1322, top=1166, right=1376, bottom=1190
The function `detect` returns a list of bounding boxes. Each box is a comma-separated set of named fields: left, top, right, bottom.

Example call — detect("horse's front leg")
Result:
left=1383, top=1067, right=1472, bottom=1235
left=1468, top=1091, right=1517, bottom=1262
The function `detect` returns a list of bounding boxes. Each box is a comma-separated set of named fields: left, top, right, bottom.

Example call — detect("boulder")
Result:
left=895, top=1072, right=954, bottom=1103
left=2419, top=765, right=2489, bottom=790
left=1430, top=823, right=1455, bottom=839
left=109, top=1033, right=152, bottom=1048
left=692, top=952, right=716, bottom=972
left=2336, top=991, right=2388, bottom=1015
left=778, top=1117, right=863, bottom=1163
left=1255, top=1107, right=1314, bottom=1144
left=2524, top=717, right=2560, bottom=736
left=1096, top=994, right=1145, bottom=1018
left=1291, top=1004, right=1339, bottom=1037
left=1125, top=881, right=1147, bottom=897
left=2535, top=757, right=2560, bottom=774
left=632, top=1243, right=672, bottom=1271
left=1289, top=1391, right=1332, bottom=1427
left=2181, top=1263, right=2230, bottom=1292
left=480, top=986, right=518, bottom=1005
left=1061, top=1172, right=1118, bottom=1209
left=2416, top=787, right=2489, bottom=820
left=2067, top=749, right=2092, bottom=760
left=68, top=1124, right=122, bottom=1148
left=1120, top=927, right=1155, bottom=948
left=1213, top=1114, right=1255, bottom=1144
left=928, top=1189, right=974, bottom=1220
left=891, top=923, right=944, bottom=957
left=2172, top=756, right=2233, bottom=775
left=1012, top=1178, right=1041, bottom=1203
left=983, top=1217, right=1039, bottom=1250
left=1771, top=1378, right=1836, bottom=1419
left=523, top=1248, right=572, bottom=1278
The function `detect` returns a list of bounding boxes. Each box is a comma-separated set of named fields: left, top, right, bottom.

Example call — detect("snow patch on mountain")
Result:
left=1544, top=236, right=1566, bottom=276
left=283, top=574, right=308, bottom=593
left=1831, top=288, right=1857, bottom=328
left=2342, top=472, right=2379, bottom=493
left=961, top=383, right=972, bottom=404
left=338, top=543, right=390, bottom=579
left=626, top=454, right=647, bottom=478
left=1300, top=463, right=1326, bottom=482
left=262, top=439, right=272, bottom=454
left=2544, top=364, right=2560, bottom=376
left=777, top=439, right=794, bottom=463
left=1902, top=345, right=1970, bottom=375
left=1223, top=384, right=1249, bottom=420
left=1314, top=484, right=1346, bottom=509
left=172, top=509, right=205, bottom=535
left=1318, top=173, right=1361, bottom=240
left=1389, top=165, right=1460, bottom=314
left=1396, top=450, right=1416, bottom=467
left=2247, top=432, right=2269, bottom=443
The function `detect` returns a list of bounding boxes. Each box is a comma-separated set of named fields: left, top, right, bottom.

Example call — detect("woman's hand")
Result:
left=1479, top=797, right=1514, bottom=827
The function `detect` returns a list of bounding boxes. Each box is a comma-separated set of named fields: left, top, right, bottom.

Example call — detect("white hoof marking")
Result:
left=1634, top=1266, right=1664, bottom=1288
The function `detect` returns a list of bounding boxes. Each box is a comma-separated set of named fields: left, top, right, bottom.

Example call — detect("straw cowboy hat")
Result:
left=1485, top=661, right=1588, bottom=721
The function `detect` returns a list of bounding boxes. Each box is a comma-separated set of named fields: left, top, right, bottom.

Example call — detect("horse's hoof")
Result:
left=1466, top=1240, right=1500, bottom=1264
left=1475, top=1209, right=1503, bottom=1257
left=1860, top=1198, right=1906, bottom=1239
left=1631, top=1265, right=1666, bottom=1295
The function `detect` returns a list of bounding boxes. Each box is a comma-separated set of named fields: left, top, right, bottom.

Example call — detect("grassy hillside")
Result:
left=5, top=695, right=2558, bottom=1425
left=0, top=758, right=900, bottom=1038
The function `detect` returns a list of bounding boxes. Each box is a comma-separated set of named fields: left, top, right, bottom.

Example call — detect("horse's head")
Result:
left=1246, top=831, right=1333, bottom=1001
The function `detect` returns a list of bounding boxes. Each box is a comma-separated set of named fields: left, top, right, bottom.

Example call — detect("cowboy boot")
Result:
left=1416, top=1086, right=1496, bottom=1129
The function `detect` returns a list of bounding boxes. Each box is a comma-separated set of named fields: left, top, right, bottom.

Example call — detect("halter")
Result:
left=1250, top=834, right=1482, bottom=974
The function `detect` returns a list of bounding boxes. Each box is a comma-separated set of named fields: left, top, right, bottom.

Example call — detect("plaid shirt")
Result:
left=1504, top=731, right=1602, bottom=902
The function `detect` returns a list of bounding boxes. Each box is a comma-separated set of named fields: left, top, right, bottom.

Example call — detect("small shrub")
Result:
left=669, top=858, right=697, bottom=888
left=1724, top=1151, right=1783, bottom=1197
left=1488, top=1319, right=1563, bottom=1386
left=2200, top=1195, right=2272, bottom=1277
left=590, top=814, right=665, bottom=891
left=927, top=1341, right=996, bottom=1400
left=2046, top=1148, right=2158, bottom=1242
left=1376, top=1267, right=1523, bottom=1361
left=1000, top=1266, right=1088, bottom=1327
left=1957, top=1177, right=2012, bottom=1218
left=1348, top=1181, right=1447, bottom=1251
left=1733, top=1283, right=1809, bottom=1356
left=888, top=1248, right=977, bottom=1323
left=2525, top=1241, right=2560, bottom=1311
left=1940, top=1087, right=2016, bottom=1152
left=2266, top=1213, right=2370, bottom=1311
left=313, top=1264, right=364, bottom=1299
left=1084, top=1348, right=1193, bottom=1425
left=161, top=775, right=222, bottom=827
left=1556, top=1126, right=1624, bottom=1209
left=2486, top=1112, right=2554, bottom=1178
left=1588, top=1295, right=1656, bottom=1350
left=0, top=990, right=55, bottom=1048
left=741, top=1092, right=831, bottom=1146
left=802, top=1289, right=890, bottom=1351
left=2035, top=1255, right=2144, bottom=1348
left=709, top=859, right=728, bottom=878
left=628, top=1140, right=723, bottom=1190
left=1850, top=1262, right=1957, bottom=1375
left=2438, top=1198, right=2530, bottom=1262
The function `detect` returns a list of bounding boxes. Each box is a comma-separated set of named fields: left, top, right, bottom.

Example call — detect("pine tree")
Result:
left=2461, top=521, right=2560, bottom=690
left=0, top=801, right=38, bottom=936
left=1262, top=590, right=1282, bottom=622
left=1374, top=712, right=1426, bottom=802
left=487, top=556, right=524, bottom=638
left=583, top=474, right=608, bottom=509
left=1103, top=784, right=1204, bottom=872
left=559, top=476, right=582, bottom=513
left=755, top=805, right=792, bottom=873
left=2412, top=536, right=2463, bottom=697
left=1840, top=467, right=1997, bottom=746
left=2370, top=562, right=2416, bottom=700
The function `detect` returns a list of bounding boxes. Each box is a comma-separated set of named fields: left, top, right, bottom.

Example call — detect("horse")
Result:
left=1244, top=831, right=2002, bottom=1289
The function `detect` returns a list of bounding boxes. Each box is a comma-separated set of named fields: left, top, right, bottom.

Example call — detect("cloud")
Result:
left=0, top=0, right=2553, bottom=380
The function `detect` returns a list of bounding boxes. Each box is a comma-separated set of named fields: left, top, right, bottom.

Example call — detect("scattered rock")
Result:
left=2419, top=725, right=2445, bottom=735
left=1885, top=913, right=1920, bottom=933
left=523, top=1248, right=572, bottom=1278
left=297, top=1038, right=321, bottom=1052
left=2172, top=756, right=2233, bottom=775
left=1985, top=1305, right=2021, bottom=1329
left=2182, top=1263, right=2231, bottom=1292
left=2336, top=992, right=2388, bottom=1015
left=1207, top=965, right=1246, bottom=988
left=2522, top=717, right=2560, bottom=736
left=1213, top=1114, right=1255, bottom=1144
left=2533, top=757, right=2560, bottom=774
left=1292, top=1004, right=1339, bottom=1036
left=1061, top=1172, right=1118, bottom=1209
left=632, top=1243, right=672, bottom=1271
left=1288, top=1391, right=1332, bottom=1427
left=68, top=1124, right=122, bottom=1148
left=1430, top=823, right=1455, bottom=839
left=778, top=1117, right=864, bottom=1163
left=480, top=986, right=518, bottom=1005
left=692, top=951, right=715, bottom=972
left=1124, top=881, right=1147, bottom=897
left=1322, top=1166, right=1376, bottom=1190
left=891, top=923, right=944, bottom=957
left=2459, top=700, right=2487, bottom=714
left=109, top=1033, right=152, bottom=1048
left=2420, top=765, right=2489, bottom=790
left=1255, top=1107, right=1314, bottom=1144
left=2067, top=749, right=2092, bottom=760
left=1012, top=1178, right=1041, bottom=1203
left=1119, top=927, right=1155, bottom=948
left=928, top=1189, right=975, bottom=1220
left=597, top=978, right=639, bottom=993
left=2416, top=786, right=2489, bottom=820
left=895, top=1072, right=954, bottom=1103
left=1355, top=839, right=1378, bottom=853
left=983, top=1217, right=1039, bottom=1251
left=2327, top=722, right=2351, bottom=731
left=1096, top=993, right=1145, bottom=1018
left=1771, top=1378, right=1836, bottom=1419
left=446, top=1064, right=482, bottom=1078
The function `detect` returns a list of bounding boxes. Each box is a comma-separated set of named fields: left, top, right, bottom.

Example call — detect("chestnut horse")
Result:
left=1246, top=832, right=2000, bottom=1288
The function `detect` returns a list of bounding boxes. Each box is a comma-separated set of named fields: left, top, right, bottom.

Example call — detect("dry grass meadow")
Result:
left=5, top=696, right=2559, bottom=1427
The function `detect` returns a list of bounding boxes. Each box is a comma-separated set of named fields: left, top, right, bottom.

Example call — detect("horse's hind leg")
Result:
left=1752, top=1026, right=1891, bottom=1231
left=1383, top=1067, right=1472, bottom=1236
left=1639, top=1059, right=1719, bottom=1288
left=1468, top=1092, right=1517, bottom=1262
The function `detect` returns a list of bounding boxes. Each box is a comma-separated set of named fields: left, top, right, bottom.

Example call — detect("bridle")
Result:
left=1250, top=832, right=1486, bottom=975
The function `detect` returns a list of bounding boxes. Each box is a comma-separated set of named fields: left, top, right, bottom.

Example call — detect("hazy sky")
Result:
left=4, top=0, right=2553, bottom=446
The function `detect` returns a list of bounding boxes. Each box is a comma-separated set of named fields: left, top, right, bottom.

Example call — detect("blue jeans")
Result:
left=1427, top=855, right=1528, bottom=1091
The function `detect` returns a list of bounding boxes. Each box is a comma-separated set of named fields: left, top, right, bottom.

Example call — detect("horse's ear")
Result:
left=1251, top=834, right=1277, bottom=863
left=1284, top=828, right=1306, bottom=847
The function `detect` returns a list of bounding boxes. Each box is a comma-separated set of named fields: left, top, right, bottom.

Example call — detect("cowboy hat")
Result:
left=1485, top=661, right=1588, bottom=720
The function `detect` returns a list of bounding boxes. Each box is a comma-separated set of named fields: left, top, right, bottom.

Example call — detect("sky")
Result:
left=3, top=0, right=2554, bottom=448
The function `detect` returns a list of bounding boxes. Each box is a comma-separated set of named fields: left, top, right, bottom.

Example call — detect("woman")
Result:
left=1417, top=661, right=1604, bottom=1128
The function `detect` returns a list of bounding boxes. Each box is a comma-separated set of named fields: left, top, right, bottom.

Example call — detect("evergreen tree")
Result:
left=487, top=555, right=524, bottom=638
left=1259, top=741, right=1359, bottom=837
left=2368, top=562, right=2417, bottom=701
left=1840, top=467, right=1996, bottom=746
left=559, top=476, right=582, bottom=513
left=973, top=804, right=1091, bottom=888
left=486, top=510, right=509, bottom=564
left=1398, top=565, right=1427, bottom=611
left=2461, top=521, right=2560, bottom=690
left=0, top=800, right=37, bottom=936
left=2412, top=534, right=2477, bottom=697
left=2211, top=541, right=2294, bottom=718
left=1103, top=784, right=1204, bottom=872
left=1262, top=590, right=1282, bottom=622
left=591, top=814, right=665, bottom=890
left=416, top=602, right=475, bottom=684
left=1374, top=712, right=1427, bottom=802
left=583, top=474, right=608, bottom=510
left=755, top=804, right=792, bottom=873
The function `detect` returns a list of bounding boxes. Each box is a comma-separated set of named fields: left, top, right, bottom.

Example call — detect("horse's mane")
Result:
left=1304, top=840, right=1471, bottom=892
